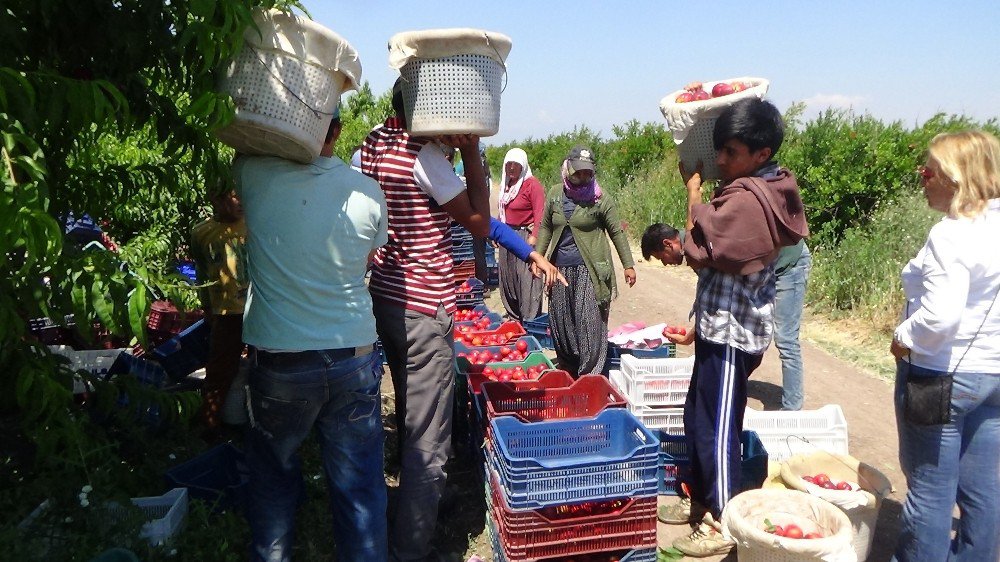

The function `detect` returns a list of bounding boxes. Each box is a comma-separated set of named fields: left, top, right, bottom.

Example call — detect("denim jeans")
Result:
left=245, top=348, right=387, bottom=562
left=892, top=361, right=1000, bottom=562
left=773, top=249, right=812, bottom=410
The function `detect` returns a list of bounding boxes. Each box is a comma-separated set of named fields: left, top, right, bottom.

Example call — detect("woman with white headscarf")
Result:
left=498, top=148, right=546, bottom=321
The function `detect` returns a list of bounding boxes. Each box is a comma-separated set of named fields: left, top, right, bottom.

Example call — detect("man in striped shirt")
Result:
left=362, top=81, right=561, bottom=562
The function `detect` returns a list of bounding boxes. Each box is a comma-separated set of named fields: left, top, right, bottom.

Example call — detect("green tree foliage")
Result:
left=336, top=82, right=394, bottom=162
left=0, top=0, right=301, bottom=460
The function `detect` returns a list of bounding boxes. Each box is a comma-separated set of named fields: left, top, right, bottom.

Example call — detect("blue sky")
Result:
left=310, top=1, right=1000, bottom=146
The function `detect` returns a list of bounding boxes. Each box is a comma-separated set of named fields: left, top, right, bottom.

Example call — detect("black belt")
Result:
left=251, top=345, right=375, bottom=368
left=506, top=224, right=532, bottom=231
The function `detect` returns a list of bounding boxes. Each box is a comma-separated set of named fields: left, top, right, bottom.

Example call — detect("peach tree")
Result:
left=0, top=0, right=301, bottom=461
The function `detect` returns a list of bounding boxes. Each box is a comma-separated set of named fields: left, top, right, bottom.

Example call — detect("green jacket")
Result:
left=535, top=185, right=635, bottom=305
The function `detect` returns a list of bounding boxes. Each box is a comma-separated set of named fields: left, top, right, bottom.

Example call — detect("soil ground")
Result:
left=380, top=249, right=907, bottom=562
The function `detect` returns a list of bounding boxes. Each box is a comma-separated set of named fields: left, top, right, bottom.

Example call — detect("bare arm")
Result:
left=439, top=135, right=491, bottom=238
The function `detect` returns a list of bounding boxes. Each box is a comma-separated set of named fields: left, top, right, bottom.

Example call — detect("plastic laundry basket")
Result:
left=389, top=28, right=512, bottom=137
left=216, top=9, right=361, bottom=163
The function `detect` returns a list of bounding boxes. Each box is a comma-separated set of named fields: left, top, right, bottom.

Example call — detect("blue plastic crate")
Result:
left=522, top=314, right=553, bottom=349
left=150, top=319, right=211, bottom=382
left=657, top=430, right=769, bottom=495
left=107, top=352, right=168, bottom=388
left=488, top=409, right=658, bottom=509
left=606, top=341, right=676, bottom=371
left=165, top=443, right=249, bottom=512
left=175, top=261, right=197, bottom=285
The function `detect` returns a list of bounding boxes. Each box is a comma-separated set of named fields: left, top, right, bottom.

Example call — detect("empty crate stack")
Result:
left=477, top=374, right=659, bottom=560
left=451, top=222, right=476, bottom=283
left=610, top=354, right=693, bottom=495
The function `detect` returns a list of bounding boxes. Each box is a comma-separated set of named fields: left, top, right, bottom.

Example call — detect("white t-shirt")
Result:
left=414, top=142, right=466, bottom=205
left=895, top=199, right=1000, bottom=373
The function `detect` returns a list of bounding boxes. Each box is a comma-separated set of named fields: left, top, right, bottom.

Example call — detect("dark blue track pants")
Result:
left=683, top=336, right=763, bottom=518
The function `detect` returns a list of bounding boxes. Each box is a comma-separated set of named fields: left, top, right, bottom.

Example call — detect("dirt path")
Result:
left=608, top=256, right=906, bottom=561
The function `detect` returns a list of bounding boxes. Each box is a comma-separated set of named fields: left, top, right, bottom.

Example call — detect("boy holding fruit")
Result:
left=659, top=97, right=809, bottom=557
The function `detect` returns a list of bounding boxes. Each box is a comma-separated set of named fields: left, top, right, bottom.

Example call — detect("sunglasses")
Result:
left=917, top=166, right=935, bottom=180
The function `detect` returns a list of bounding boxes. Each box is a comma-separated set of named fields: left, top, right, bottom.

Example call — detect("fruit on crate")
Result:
left=480, top=364, right=546, bottom=382
left=711, top=82, right=734, bottom=97
left=674, top=80, right=752, bottom=103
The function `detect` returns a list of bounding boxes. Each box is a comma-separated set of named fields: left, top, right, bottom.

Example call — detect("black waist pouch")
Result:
left=903, top=366, right=953, bottom=426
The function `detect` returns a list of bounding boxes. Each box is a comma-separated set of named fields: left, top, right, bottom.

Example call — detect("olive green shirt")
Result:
left=535, top=186, right=635, bottom=304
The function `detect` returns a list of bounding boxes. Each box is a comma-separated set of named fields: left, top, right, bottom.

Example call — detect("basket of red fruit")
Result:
left=779, top=452, right=892, bottom=562
left=659, top=76, right=769, bottom=181
left=720, top=488, right=855, bottom=562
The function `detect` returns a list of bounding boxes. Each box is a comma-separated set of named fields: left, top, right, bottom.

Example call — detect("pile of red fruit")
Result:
left=456, top=280, right=480, bottom=294
left=480, top=364, right=547, bottom=382
left=802, top=473, right=854, bottom=491
left=455, top=308, right=486, bottom=322
left=541, top=498, right=628, bottom=519
left=458, top=340, right=532, bottom=364
left=456, top=318, right=494, bottom=332
left=456, top=331, right=519, bottom=346
left=675, top=81, right=751, bottom=103
left=764, top=519, right=823, bottom=539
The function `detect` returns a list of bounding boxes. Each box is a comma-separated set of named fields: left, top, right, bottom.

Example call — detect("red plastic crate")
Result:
left=453, top=320, right=526, bottom=347
left=481, top=374, right=627, bottom=424
left=146, top=300, right=204, bottom=335
left=488, top=467, right=656, bottom=561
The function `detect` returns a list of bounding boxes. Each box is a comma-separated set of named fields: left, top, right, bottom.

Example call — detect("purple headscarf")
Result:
left=561, top=160, right=603, bottom=204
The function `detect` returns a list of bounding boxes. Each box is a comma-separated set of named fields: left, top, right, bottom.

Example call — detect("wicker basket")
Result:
left=389, top=29, right=512, bottom=137
left=659, top=77, right=769, bottom=181
left=215, top=9, right=361, bottom=163
left=780, top=452, right=892, bottom=562
left=721, top=488, right=857, bottom=562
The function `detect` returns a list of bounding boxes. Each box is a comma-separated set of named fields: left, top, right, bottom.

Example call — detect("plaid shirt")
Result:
left=691, top=261, right=776, bottom=355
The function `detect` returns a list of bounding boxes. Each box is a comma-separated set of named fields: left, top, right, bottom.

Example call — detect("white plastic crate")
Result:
left=628, top=403, right=685, bottom=435
left=49, top=346, right=130, bottom=394
left=109, top=488, right=189, bottom=546
left=743, top=404, right=849, bottom=461
left=617, top=355, right=694, bottom=407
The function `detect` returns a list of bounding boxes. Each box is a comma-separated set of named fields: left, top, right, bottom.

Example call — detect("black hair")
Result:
left=640, top=223, right=680, bottom=260
left=324, top=116, right=341, bottom=145
left=391, top=78, right=406, bottom=120
left=712, top=98, right=784, bottom=157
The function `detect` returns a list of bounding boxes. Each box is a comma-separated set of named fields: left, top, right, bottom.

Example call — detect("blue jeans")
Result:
left=892, top=361, right=1000, bottom=562
left=245, top=348, right=387, bottom=562
left=773, top=249, right=812, bottom=410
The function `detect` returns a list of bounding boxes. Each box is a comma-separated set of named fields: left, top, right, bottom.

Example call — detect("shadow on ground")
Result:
left=747, top=379, right=783, bottom=410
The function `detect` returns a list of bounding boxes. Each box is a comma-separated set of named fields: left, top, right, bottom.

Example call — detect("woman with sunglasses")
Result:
left=889, top=130, right=1000, bottom=562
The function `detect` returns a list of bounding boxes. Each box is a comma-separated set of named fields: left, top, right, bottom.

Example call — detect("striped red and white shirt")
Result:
left=361, top=118, right=465, bottom=316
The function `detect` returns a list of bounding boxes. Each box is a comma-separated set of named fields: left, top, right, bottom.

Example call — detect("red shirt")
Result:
left=501, top=176, right=546, bottom=237
left=362, top=118, right=456, bottom=316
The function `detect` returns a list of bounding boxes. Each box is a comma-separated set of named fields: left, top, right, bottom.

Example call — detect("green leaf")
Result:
left=127, top=284, right=149, bottom=347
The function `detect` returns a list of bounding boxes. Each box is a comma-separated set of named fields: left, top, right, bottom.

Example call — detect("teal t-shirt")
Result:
left=234, top=154, right=388, bottom=351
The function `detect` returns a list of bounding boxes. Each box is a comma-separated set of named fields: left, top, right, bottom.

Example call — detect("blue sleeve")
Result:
left=489, top=218, right=533, bottom=261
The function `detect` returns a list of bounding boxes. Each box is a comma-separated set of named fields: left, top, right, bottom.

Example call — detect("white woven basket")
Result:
left=659, top=76, right=769, bottom=181
left=780, top=452, right=892, bottom=562
left=389, top=29, right=512, bottom=137
left=722, top=488, right=857, bottom=562
left=215, top=9, right=361, bottom=163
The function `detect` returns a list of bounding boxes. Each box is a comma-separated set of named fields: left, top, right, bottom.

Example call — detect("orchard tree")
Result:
left=0, top=0, right=302, bottom=461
